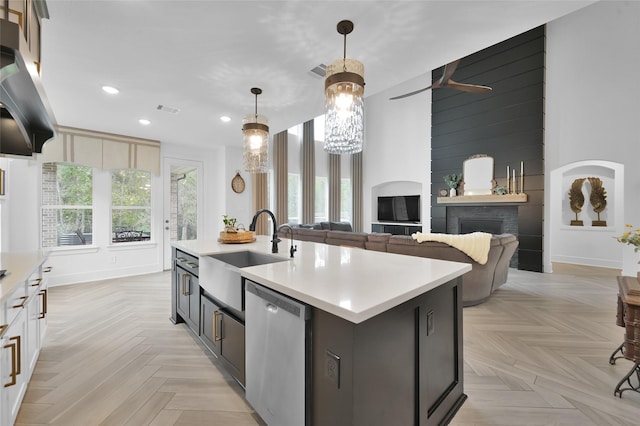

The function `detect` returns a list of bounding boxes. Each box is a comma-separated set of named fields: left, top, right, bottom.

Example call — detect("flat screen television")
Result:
left=377, top=195, right=420, bottom=223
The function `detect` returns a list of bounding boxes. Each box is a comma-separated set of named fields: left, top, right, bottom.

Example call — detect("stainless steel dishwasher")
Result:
left=245, top=280, right=311, bottom=426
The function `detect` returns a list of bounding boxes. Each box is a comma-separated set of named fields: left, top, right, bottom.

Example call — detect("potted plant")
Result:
left=616, top=224, right=640, bottom=279
left=443, top=173, right=463, bottom=197
left=222, top=215, right=237, bottom=233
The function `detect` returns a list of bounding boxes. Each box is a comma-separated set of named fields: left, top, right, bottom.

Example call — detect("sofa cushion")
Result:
left=330, top=222, right=353, bottom=232
left=325, top=230, right=368, bottom=248
left=365, top=233, right=391, bottom=252
left=320, top=221, right=331, bottom=230
left=292, top=228, right=327, bottom=243
left=492, top=234, right=519, bottom=289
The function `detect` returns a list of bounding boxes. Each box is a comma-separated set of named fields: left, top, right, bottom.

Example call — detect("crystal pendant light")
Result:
left=324, top=20, right=365, bottom=154
left=242, top=87, right=269, bottom=173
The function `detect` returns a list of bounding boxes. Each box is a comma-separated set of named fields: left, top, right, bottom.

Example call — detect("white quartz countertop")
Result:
left=0, top=251, right=49, bottom=303
left=174, top=236, right=471, bottom=324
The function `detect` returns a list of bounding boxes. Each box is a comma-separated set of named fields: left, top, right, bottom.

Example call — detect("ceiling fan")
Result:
left=390, top=59, right=492, bottom=100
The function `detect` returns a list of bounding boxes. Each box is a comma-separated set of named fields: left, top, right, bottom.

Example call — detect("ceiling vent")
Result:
left=309, top=64, right=327, bottom=79
left=156, top=104, right=181, bottom=114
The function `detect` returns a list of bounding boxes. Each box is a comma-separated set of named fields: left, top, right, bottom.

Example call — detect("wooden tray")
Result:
left=218, top=231, right=255, bottom=244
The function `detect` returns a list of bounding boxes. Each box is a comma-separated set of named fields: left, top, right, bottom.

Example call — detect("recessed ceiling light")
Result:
left=102, top=85, right=119, bottom=95
left=139, top=119, right=151, bottom=125
left=220, top=116, right=231, bottom=123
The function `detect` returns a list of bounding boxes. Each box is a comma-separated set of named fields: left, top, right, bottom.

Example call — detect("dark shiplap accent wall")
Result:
left=431, top=26, right=545, bottom=272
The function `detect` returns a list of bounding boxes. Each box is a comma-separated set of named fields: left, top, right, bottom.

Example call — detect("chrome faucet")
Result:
left=277, top=224, right=297, bottom=258
left=249, top=209, right=280, bottom=253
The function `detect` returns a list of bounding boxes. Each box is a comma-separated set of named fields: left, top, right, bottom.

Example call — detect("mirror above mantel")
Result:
left=463, top=155, right=494, bottom=196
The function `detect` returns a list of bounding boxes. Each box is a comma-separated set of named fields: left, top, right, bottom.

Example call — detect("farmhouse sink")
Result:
left=200, top=251, right=288, bottom=313
left=208, top=250, right=288, bottom=269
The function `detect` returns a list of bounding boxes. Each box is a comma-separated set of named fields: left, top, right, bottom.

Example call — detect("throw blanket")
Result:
left=412, top=232, right=492, bottom=265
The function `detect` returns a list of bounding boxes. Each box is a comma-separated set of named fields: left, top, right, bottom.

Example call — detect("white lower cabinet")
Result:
left=25, top=292, right=41, bottom=374
left=0, top=259, right=49, bottom=425
left=1, top=312, right=27, bottom=426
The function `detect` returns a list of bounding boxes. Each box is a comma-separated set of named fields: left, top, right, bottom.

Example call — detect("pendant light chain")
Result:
left=343, top=33, right=348, bottom=72
left=254, top=92, right=258, bottom=122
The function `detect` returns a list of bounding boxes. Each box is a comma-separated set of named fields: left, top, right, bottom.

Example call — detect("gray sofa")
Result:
left=277, top=225, right=518, bottom=306
left=386, top=234, right=518, bottom=306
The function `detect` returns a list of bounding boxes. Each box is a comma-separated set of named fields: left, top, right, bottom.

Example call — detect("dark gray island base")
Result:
left=170, top=240, right=468, bottom=426
left=312, top=277, right=465, bottom=426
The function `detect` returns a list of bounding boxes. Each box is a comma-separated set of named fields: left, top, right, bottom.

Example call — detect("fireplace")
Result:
left=447, top=205, right=519, bottom=268
left=459, top=219, right=504, bottom=235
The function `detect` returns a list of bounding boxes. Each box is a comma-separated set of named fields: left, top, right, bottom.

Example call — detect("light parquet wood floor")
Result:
left=15, top=266, right=640, bottom=425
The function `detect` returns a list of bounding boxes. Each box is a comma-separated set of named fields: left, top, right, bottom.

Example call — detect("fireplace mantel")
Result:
left=437, top=193, right=527, bottom=205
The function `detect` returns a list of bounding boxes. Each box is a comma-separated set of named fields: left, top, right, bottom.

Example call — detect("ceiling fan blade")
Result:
left=440, top=60, right=460, bottom=84
left=447, top=80, right=492, bottom=93
left=389, top=85, right=433, bottom=100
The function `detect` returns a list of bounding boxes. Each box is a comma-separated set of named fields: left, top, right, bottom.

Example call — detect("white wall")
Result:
left=363, top=72, right=432, bottom=232
left=5, top=158, right=40, bottom=252
left=545, top=1, right=640, bottom=275
left=224, top=146, right=253, bottom=227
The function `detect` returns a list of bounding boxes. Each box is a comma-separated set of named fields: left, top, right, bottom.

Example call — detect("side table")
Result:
left=612, top=275, right=640, bottom=397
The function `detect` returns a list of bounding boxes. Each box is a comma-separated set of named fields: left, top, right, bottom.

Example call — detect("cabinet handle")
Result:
left=3, top=341, right=17, bottom=387
left=31, top=277, right=43, bottom=287
left=12, top=335, right=21, bottom=375
left=186, top=262, right=198, bottom=269
left=39, top=289, right=48, bottom=319
left=213, top=311, right=223, bottom=341
left=186, top=275, right=191, bottom=295
left=43, top=266, right=52, bottom=273
left=12, top=296, right=28, bottom=309
left=181, top=274, right=187, bottom=296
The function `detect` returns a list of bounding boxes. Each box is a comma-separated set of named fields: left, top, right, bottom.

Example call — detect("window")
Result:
left=287, top=123, right=303, bottom=224
left=288, top=173, right=301, bottom=224
left=315, top=176, right=328, bottom=222
left=111, top=169, right=151, bottom=243
left=42, top=163, right=93, bottom=247
left=341, top=177, right=352, bottom=223
left=340, top=153, right=352, bottom=223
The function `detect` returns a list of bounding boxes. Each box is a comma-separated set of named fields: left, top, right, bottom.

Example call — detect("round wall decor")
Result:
left=231, top=171, right=245, bottom=193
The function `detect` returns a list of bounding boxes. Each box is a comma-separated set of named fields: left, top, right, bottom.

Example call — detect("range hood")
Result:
left=1, top=18, right=56, bottom=157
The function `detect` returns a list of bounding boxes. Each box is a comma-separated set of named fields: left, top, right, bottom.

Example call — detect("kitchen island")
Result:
left=172, top=235, right=471, bottom=426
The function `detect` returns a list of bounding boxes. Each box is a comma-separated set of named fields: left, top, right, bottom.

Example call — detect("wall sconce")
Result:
left=242, top=87, right=269, bottom=173
left=324, top=20, right=365, bottom=154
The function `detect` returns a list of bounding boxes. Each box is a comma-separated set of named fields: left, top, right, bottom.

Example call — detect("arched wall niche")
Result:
left=549, top=160, right=624, bottom=270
